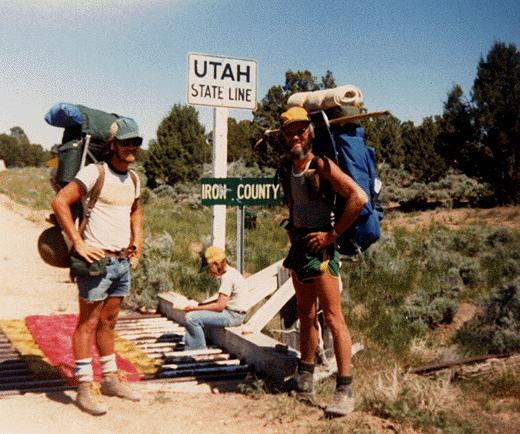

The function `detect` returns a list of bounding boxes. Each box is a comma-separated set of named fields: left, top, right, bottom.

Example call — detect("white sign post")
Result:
left=211, top=107, right=228, bottom=249
left=187, top=53, right=257, bottom=251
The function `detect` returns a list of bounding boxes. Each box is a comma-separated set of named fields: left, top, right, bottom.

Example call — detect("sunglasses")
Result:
left=282, top=125, right=310, bottom=137
left=116, top=138, right=143, bottom=148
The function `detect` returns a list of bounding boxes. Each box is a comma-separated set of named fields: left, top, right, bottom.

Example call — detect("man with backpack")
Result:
left=278, top=106, right=367, bottom=417
left=52, top=118, right=143, bottom=415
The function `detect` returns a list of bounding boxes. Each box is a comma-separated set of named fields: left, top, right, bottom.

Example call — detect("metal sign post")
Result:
left=201, top=177, right=281, bottom=273
left=236, top=205, right=245, bottom=273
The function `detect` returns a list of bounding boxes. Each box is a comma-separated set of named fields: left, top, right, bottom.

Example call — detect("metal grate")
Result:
left=0, top=314, right=250, bottom=397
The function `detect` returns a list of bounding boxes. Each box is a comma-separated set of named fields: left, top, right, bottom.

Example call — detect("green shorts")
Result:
left=283, top=232, right=340, bottom=282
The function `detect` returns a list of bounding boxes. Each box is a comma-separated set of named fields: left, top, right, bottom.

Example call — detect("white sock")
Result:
left=99, top=354, right=117, bottom=375
left=75, top=357, right=93, bottom=383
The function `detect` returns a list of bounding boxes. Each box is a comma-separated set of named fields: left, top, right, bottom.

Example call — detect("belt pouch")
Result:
left=70, top=251, right=109, bottom=278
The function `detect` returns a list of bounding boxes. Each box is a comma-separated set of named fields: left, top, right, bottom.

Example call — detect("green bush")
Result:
left=380, top=167, right=494, bottom=209
left=346, top=231, right=428, bottom=353
left=346, top=227, right=469, bottom=353
left=126, top=232, right=176, bottom=309
left=455, top=280, right=520, bottom=355
left=345, top=223, right=518, bottom=355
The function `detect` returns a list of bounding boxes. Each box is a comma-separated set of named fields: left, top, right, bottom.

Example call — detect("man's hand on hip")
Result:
left=303, top=231, right=338, bottom=253
left=73, top=239, right=106, bottom=263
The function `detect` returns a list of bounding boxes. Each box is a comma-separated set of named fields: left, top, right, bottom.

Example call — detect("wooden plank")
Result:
left=0, top=360, right=27, bottom=368
left=409, top=352, right=518, bottom=375
left=133, top=342, right=183, bottom=350
left=162, top=353, right=230, bottom=364
left=117, top=332, right=183, bottom=341
left=161, top=359, right=240, bottom=371
left=243, top=278, right=295, bottom=333
left=0, top=374, right=36, bottom=384
left=411, top=353, right=520, bottom=379
left=160, top=348, right=223, bottom=358
left=117, top=314, right=163, bottom=321
left=0, top=385, right=74, bottom=397
left=206, top=327, right=298, bottom=383
left=0, top=378, right=67, bottom=391
left=155, top=365, right=250, bottom=379
left=234, top=260, right=284, bottom=310
left=0, top=367, right=31, bottom=375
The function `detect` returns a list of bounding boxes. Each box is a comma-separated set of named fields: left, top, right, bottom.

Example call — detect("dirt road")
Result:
left=0, top=194, right=321, bottom=434
left=0, top=195, right=77, bottom=318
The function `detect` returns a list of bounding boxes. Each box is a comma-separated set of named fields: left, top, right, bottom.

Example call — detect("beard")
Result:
left=288, top=141, right=312, bottom=161
left=112, top=146, right=138, bottom=164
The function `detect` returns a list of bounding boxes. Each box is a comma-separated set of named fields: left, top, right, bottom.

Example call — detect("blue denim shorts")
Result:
left=76, top=258, right=131, bottom=302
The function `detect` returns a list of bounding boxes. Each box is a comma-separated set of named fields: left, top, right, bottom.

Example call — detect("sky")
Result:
left=1, top=0, right=519, bottom=149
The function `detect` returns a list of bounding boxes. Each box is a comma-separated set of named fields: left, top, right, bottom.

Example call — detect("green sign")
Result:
left=200, top=177, right=282, bottom=205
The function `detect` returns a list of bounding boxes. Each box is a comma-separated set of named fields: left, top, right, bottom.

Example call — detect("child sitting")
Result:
left=183, top=246, right=248, bottom=350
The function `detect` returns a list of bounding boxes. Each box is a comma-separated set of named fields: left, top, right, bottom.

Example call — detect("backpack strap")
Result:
left=309, top=155, right=321, bottom=169
left=275, top=160, right=294, bottom=231
left=310, top=155, right=336, bottom=206
left=78, top=163, right=105, bottom=236
left=128, top=169, right=138, bottom=199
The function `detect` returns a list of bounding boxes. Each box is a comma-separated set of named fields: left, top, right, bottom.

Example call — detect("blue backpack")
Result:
left=330, top=127, right=383, bottom=255
left=311, top=111, right=383, bottom=256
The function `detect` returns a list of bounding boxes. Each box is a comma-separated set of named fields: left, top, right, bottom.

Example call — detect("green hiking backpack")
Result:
left=45, top=103, right=122, bottom=187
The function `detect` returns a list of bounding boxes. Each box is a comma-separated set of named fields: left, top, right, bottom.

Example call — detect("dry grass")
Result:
left=355, top=366, right=480, bottom=433
left=385, top=206, right=520, bottom=232
left=363, top=367, right=458, bottom=415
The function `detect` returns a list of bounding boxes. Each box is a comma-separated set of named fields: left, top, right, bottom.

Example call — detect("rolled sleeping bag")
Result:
left=304, top=89, right=328, bottom=111
left=287, top=89, right=328, bottom=111
left=287, top=85, right=364, bottom=112
left=286, top=91, right=311, bottom=108
left=322, top=85, right=364, bottom=109
left=44, top=103, right=83, bottom=128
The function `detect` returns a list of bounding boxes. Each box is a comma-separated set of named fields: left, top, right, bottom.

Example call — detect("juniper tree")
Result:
left=144, top=104, right=208, bottom=188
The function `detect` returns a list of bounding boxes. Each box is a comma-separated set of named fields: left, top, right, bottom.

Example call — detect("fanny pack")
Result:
left=69, top=251, right=110, bottom=278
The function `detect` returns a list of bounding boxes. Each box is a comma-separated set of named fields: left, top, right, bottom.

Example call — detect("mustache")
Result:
left=288, top=142, right=311, bottom=160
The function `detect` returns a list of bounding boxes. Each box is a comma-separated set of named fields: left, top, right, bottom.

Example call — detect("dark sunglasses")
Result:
left=116, top=137, right=143, bottom=148
left=282, top=125, right=309, bottom=137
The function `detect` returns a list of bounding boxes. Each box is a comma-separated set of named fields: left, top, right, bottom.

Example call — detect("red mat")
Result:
left=25, top=314, right=140, bottom=384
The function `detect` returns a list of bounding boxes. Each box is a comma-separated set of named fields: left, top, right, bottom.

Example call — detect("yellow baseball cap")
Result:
left=280, top=107, right=311, bottom=128
left=198, top=246, right=226, bottom=272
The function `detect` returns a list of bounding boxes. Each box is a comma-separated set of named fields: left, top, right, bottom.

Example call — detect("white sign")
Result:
left=187, top=53, right=257, bottom=110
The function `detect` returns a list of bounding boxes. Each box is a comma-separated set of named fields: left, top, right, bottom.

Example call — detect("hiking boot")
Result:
left=101, top=371, right=141, bottom=401
left=292, top=369, right=315, bottom=402
left=76, top=382, right=108, bottom=416
left=325, top=385, right=355, bottom=418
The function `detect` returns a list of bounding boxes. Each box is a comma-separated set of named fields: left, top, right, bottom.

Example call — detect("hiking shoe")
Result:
left=76, top=382, right=108, bottom=416
left=101, top=371, right=141, bottom=401
left=325, top=385, right=355, bottom=418
left=292, top=370, right=315, bottom=402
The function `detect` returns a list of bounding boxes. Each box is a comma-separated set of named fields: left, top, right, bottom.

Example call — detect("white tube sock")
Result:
left=75, top=357, right=93, bottom=383
left=99, top=354, right=117, bottom=375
